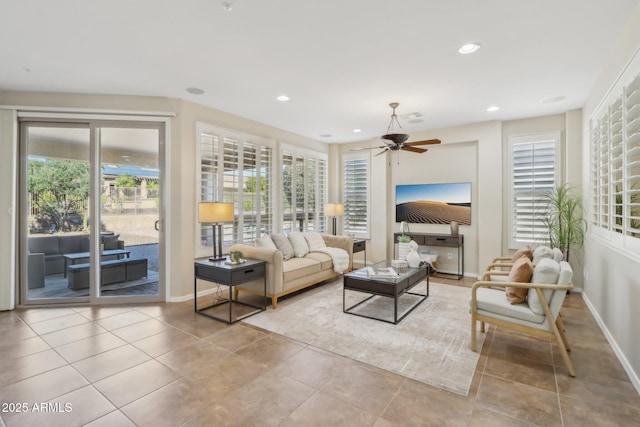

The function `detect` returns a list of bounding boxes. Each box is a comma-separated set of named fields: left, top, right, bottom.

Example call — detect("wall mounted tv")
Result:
left=396, top=182, right=471, bottom=225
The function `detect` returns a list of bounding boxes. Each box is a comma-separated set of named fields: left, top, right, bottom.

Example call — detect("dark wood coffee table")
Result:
left=343, top=261, right=429, bottom=324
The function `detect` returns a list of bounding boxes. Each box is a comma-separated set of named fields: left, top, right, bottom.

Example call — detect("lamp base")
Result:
left=209, top=256, right=226, bottom=262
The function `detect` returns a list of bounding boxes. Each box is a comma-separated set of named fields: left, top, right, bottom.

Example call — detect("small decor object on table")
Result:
left=397, top=234, right=411, bottom=261
left=226, top=250, right=245, bottom=265
left=406, top=240, right=421, bottom=268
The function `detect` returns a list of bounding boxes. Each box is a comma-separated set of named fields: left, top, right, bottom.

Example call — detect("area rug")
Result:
left=243, top=279, right=485, bottom=396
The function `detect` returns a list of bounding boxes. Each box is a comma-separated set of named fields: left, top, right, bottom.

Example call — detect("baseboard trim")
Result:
left=167, top=287, right=218, bottom=303
left=581, top=292, right=640, bottom=395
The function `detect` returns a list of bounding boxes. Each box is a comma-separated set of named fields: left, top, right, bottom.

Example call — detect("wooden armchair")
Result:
left=470, top=258, right=575, bottom=376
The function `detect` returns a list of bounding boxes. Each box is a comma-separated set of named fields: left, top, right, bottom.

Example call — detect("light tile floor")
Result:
left=1, top=277, right=639, bottom=426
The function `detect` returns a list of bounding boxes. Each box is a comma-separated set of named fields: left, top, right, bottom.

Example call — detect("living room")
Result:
left=1, top=1, right=640, bottom=425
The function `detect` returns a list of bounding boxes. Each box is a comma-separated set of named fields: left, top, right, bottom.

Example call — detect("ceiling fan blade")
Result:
left=405, top=139, right=441, bottom=146
left=373, top=149, right=388, bottom=157
left=402, top=146, right=428, bottom=154
left=350, top=146, right=386, bottom=151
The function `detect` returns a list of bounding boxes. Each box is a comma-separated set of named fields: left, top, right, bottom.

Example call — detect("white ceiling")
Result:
left=1, top=0, right=638, bottom=143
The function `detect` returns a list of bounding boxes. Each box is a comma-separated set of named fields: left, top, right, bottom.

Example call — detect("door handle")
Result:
left=155, top=220, right=160, bottom=231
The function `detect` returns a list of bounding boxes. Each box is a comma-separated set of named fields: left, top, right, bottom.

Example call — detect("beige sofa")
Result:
left=230, top=234, right=353, bottom=308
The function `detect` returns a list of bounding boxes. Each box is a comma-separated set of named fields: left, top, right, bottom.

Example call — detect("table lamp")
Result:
left=325, top=203, right=344, bottom=235
left=198, top=202, right=234, bottom=261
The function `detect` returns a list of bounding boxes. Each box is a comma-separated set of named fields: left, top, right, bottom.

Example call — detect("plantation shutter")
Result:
left=343, top=156, right=369, bottom=237
left=509, top=132, right=560, bottom=248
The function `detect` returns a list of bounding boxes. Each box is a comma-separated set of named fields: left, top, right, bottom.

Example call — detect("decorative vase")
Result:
left=398, top=242, right=410, bottom=261
left=406, top=240, right=421, bottom=268
left=450, top=220, right=459, bottom=236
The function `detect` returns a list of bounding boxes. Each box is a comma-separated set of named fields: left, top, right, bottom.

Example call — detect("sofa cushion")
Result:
left=282, top=257, right=321, bottom=282
left=304, top=232, right=326, bottom=252
left=256, top=233, right=277, bottom=249
left=28, top=236, right=60, bottom=255
left=103, top=234, right=121, bottom=250
left=59, top=235, right=89, bottom=254
left=505, top=257, right=533, bottom=304
left=528, top=258, right=560, bottom=315
left=304, top=252, right=333, bottom=271
left=511, top=245, right=533, bottom=262
left=271, top=233, right=294, bottom=260
left=288, top=232, right=309, bottom=258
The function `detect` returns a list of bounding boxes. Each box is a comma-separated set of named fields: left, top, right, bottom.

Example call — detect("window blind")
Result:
left=509, top=132, right=559, bottom=247
left=343, top=156, right=369, bottom=237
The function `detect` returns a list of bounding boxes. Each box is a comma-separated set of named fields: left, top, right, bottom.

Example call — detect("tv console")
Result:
left=393, top=232, right=464, bottom=280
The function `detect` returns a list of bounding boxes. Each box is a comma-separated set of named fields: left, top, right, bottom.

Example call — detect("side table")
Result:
left=353, top=239, right=366, bottom=267
left=194, top=258, right=266, bottom=324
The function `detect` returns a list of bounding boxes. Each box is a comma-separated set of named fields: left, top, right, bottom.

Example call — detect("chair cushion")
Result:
left=532, top=246, right=554, bottom=263
left=511, top=245, right=533, bottom=262
left=528, top=258, right=560, bottom=315
left=552, top=247, right=564, bottom=262
left=288, top=231, right=309, bottom=258
left=304, top=232, right=326, bottom=252
left=505, top=257, right=532, bottom=304
left=475, top=288, right=545, bottom=324
left=271, top=233, right=295, bottom=260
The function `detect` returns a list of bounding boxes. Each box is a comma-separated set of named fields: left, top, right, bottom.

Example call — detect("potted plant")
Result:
left=397, top=234, right=412, bottom=261
left=538, top=183, right=587, bottom=264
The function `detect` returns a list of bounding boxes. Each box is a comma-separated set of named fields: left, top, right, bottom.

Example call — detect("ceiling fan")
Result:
left=353, top=102, right=441, bottom=156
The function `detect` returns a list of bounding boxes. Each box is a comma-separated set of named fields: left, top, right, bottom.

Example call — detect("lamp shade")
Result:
left=325, top=203, right=344, bottom=216
left=198, top=202, right=234, bottom=223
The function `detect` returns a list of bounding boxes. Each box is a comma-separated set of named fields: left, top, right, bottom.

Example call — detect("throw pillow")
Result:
left=256, top=233, right=277, bottom=249
left=511, top=245, right=533, bottom=262
left=288, top=231, right=309, bottom=258
left=527, top=258, right=560, bottom=314
left=532, top=246, right=554, bottom=264
left=270, top=233, right=294, bottom=260
left=303, top=232, right=326, bottom=252
left=103, top=234, right=120, bottom=250
left=552, top=247, right=564, bottom=262
left=505, top=256, right=533, bottom=304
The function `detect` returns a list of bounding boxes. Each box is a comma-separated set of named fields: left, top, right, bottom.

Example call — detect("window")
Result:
left=342, top=154, right=370, bottom=238
left=508, top=132, right=560, bottom=248
left=197, top=123, right=273, bottom=256
left=590, top=71, right=640, bottom=243
left=281, top=148, right=327, bottom=233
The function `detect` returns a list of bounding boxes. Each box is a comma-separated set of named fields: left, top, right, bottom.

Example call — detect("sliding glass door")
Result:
left=20, top=120, right=164, bottom=305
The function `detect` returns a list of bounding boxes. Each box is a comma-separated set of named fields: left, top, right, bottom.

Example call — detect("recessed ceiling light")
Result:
left=276, top=95, right=290, bottom=102
left=222, top=2, right=232, bottom=12
left=540, top=96, right=566, bottom=104
left=320, top=134, right=332, bottom=138
left=353, top=129, right=362, bottom=133
left=458, top=43, right=480, bottom=55
left=186, top=87, right=205, bottom=95
left=486, top=105, right=500, bottom=112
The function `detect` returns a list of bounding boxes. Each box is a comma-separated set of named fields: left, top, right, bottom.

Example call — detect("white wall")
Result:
left=580, top=2, right=640, bottom=391
left=340, top=120, right=502, bottom=276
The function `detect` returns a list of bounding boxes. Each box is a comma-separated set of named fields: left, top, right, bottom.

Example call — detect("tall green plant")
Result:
left=538, top=184, right=587, bottom=264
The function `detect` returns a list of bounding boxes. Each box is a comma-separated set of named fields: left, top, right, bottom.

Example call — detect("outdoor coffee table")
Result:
left=63, top=249, right=131, bottom=277
left=343, top=261, right=429, bottom=324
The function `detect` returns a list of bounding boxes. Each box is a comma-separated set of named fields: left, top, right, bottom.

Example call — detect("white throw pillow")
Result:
left=532, top=246, right=554, bottom=264
left=552, top=247, right=564, bottom=262
left=256, top=233, right=276, bottom=249
left=303, top=232, right=326, bottom=252
left=527, top=258, right=560, bottom=315
left=271, top=233, right=295, bottom=260
left=288, top=231, right=309, bottom=258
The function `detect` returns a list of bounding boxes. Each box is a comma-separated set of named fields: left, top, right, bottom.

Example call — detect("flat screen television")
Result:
left=396, top=182, right=471, bottom=224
